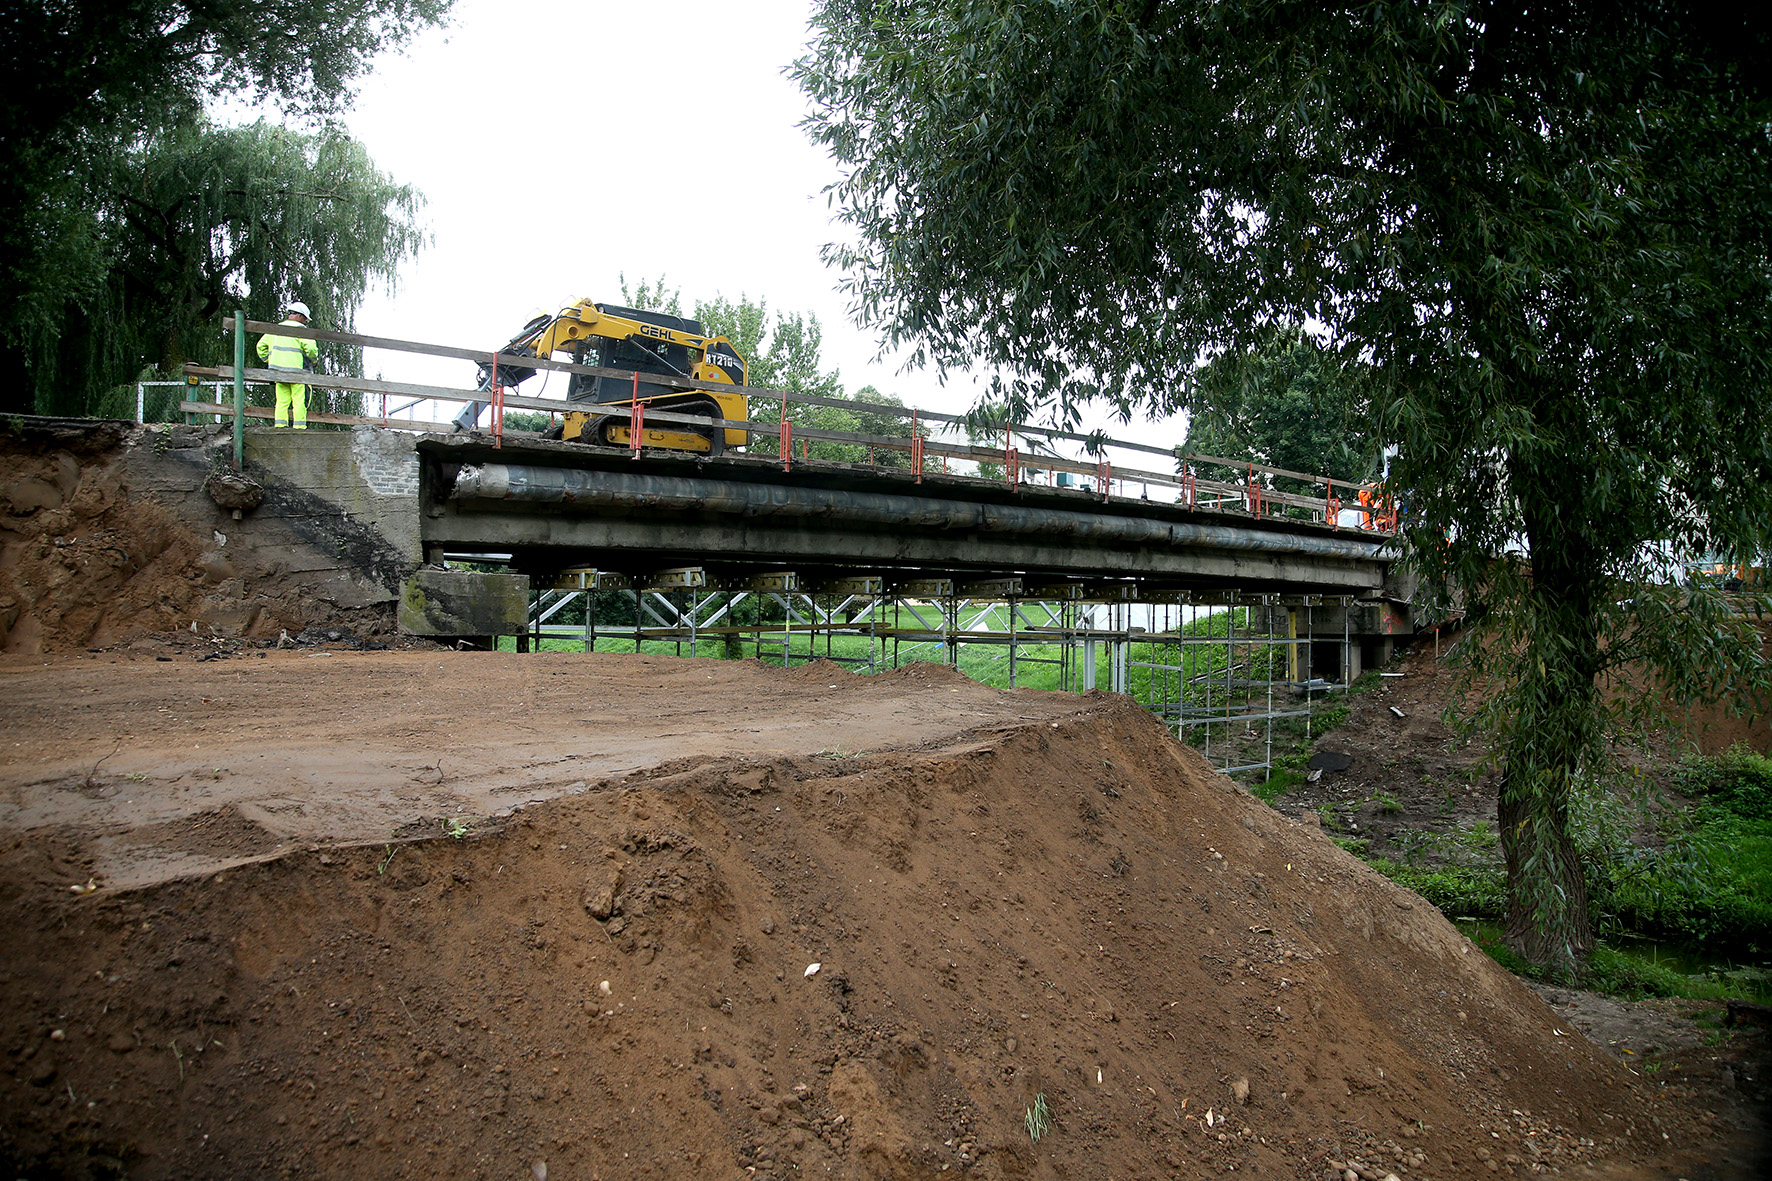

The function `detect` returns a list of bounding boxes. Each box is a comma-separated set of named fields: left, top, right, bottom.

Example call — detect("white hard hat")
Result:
left=284, top=300, right=311, bottom=319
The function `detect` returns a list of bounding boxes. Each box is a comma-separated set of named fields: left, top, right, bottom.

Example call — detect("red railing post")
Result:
left=911, top=411, right=923, bottom=483
left=1098, top=461, right=1111, bottom=502
left=490, top=352, right=503, bottom=449
left=629, top=370, right=643, bottom=456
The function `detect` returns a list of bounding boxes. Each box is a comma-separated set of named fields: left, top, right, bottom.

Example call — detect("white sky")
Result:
left=336, top=0, right=1188, bottom=459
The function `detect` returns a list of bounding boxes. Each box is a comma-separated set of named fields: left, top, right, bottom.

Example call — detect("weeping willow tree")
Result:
left=33, top=120, right=426, bottom=420
left=0, top=0, right=455, bottom=415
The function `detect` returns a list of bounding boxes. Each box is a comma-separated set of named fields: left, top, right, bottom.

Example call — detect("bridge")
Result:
left=176, top=317, right=1419, bottom=776
left=424, top=435, right=1391, bottom=594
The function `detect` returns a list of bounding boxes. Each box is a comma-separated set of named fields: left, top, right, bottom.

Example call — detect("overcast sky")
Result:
left=338, top=0, right=1187, bottom=456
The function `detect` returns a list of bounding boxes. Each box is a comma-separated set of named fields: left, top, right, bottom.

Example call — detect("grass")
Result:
left=499, top=629, right=1088, bottom=691
left=1605, top=813, right=1772, bottom=950
left=1458, top=923, right=1772, bottom=1004
left=1024, top=1093, right=1051, bottom=1145
left=1370, top=857, right=1506, bottom=918
left=1251, top=765, right=1304, bottom=802
left=1609, top=746, right=1772, bottom=951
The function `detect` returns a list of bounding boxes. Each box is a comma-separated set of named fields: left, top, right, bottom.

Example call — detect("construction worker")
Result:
left=257, top=301, right=320, bottom=428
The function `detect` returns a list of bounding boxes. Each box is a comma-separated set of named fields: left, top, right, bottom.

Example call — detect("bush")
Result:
left=1606, top=813, right=1772, bottom=952
left=1365, top=858, right=1506, bottom=919
left=1569, top=748, right=1772, bottom=952
left=1678, top=745, right=1772, bottom=823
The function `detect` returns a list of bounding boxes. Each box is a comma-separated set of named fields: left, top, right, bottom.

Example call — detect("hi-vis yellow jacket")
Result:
left=256, top=319, right=319, bottom=375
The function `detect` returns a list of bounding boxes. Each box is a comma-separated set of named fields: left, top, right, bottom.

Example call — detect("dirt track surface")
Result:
left=2, top=650, right=1763, bottom=1180
left=0, top=650, right=1084, bottom=890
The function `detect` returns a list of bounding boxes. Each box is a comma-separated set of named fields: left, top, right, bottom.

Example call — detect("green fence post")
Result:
left=233, top=310, right=246, bottom=470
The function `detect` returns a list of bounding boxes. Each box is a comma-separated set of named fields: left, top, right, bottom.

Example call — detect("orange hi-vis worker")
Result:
left=257, top=301, right=320, bottom=428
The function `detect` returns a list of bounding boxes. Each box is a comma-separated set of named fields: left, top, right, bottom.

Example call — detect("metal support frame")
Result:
left=231, top=310, right=246, bottom=470
left=518, top=580, right=1362, bottom=783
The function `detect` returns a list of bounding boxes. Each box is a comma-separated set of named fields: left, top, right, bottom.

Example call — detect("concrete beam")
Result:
left=398, top=568, right=529, bottom=636
left=427, top=511, right=1384, bottom=591
left=429, top=460, right=1390, bottom=593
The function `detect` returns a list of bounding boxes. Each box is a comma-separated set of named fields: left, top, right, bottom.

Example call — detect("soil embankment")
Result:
left=1, top=651, right=1757, bottom=1179
left=1280, top=642, right=1769, bottom=860
left=1, top=419, right=404, bottom=653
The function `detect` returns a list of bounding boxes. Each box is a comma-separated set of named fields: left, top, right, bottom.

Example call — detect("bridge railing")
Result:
left=183, top=317, right=1395, bottom=533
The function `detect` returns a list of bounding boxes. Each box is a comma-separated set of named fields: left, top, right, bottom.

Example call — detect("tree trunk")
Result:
left=1501, top=489, right=1605, bottom=976
left=1499, top=761, right=1594, bottom=975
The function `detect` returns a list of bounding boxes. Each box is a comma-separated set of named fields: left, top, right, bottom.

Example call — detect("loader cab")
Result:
left=566, top=304, right=706, bottom=405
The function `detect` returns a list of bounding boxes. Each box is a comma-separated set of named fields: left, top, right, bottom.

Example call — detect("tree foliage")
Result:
left=701, top=300, right=921, bottom=465
left=799, top=1, right=1772, bottom=972
left=39, top=120, right=426, bottom=420
left=1, top=0, right=454, bottom=413
left=1183, top=324, right=1375, bottom=503
left=1183, top=327, right=1373, bottom=491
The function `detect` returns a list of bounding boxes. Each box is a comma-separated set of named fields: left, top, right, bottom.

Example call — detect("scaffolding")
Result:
left=520, top=579, right=1354, bottom=781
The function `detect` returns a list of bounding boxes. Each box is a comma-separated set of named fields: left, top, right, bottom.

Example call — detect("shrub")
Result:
left=1365, top=858, right=1506, bottom=919
left=1678, top=745, right=1772, bottom=823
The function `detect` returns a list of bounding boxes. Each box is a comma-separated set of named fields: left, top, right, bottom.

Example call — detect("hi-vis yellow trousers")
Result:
left=274, top=382, right=308, bottom=428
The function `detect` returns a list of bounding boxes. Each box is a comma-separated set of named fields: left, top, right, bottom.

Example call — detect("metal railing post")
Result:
left=232, top=310, right=246, bottom=469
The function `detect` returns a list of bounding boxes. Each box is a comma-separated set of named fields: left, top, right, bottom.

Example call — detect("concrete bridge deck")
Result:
left=419, top=434, right=1395, bottom=596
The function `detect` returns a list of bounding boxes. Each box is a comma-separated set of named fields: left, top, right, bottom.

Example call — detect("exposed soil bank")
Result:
left=0, top=419, right=403, bottom=653
left=1, top=654, right=1758, bottom=1179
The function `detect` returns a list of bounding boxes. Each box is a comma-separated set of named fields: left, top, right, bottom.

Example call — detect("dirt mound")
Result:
left=0, top=423, right=220, bottom=653
left=0, top=420, right=401, bottom=653
left=871, top=660, right=980, bottom=688
left=1, top=687, right=1741, bottom=1179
